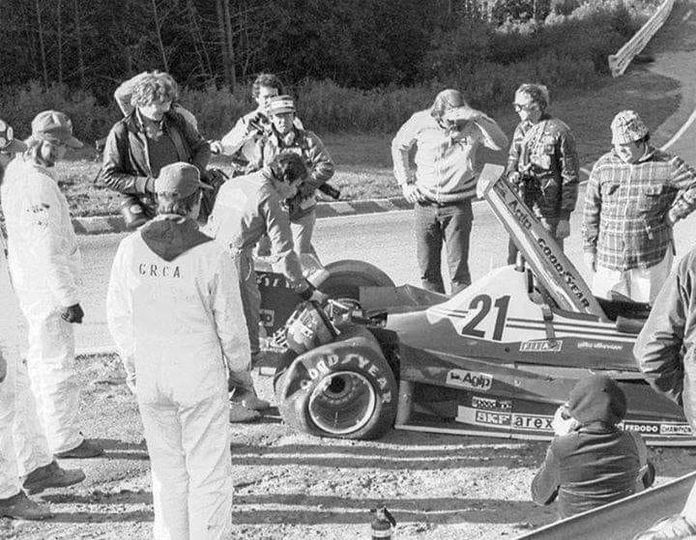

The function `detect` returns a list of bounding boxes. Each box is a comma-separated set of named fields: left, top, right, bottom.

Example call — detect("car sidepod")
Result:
left=389, top=265, right=694, bottom=446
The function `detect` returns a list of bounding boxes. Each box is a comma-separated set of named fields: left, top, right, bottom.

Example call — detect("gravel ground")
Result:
left=3, top=354, right=695, bottom=540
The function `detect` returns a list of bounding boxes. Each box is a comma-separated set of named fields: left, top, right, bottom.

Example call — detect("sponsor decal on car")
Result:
left=660, top=424, right=693, bottom=436
left=577, top=341, right=624, bottom=351
left=446, top=369, right=493, bottom=391
left=475, top=410, right=512, bottom=426
left=520, top=339, right=563, bottom=353
left=620, top=422, right=660, bottom=434
left=536, top=237, right=591, bottom=309
left=512, top=413, right=554, bottom=431
left=472, top=396, right=512, bottom=411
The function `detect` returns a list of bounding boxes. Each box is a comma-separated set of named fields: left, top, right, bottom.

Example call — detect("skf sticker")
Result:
left=446, top=369, right=493, bottom=391
left=520, top=340, right=562, bottom=353
left=475, top=410, right=511, bottom=426
left=472, top=395, right=512, bottom=411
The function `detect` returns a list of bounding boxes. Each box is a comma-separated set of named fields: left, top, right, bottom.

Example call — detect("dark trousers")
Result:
left=414, top=198, right=473, bottom=295
left=507, top=216, right=563, bottom=265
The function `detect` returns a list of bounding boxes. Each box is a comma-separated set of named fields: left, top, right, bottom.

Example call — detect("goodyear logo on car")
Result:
left=446, top=369, right=493, bottom=391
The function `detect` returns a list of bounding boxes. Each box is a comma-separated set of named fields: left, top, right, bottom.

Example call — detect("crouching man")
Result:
left=532, top=374, right=654, bottom=519
left=107, top=162, right=249, bottom=539
left=205, top=152, right=325, bottom=422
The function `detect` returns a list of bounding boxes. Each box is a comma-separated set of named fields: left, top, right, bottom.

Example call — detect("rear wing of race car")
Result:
left=477, top=164, right=607, bottom=320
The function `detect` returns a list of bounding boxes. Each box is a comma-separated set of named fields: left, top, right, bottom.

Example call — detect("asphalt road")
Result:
left=74, top=177, right=696, bottom=355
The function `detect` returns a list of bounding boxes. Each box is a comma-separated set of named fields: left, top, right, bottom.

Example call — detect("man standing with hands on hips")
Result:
left=391, top=89, right=508, bottom=295
left=583, top=110, right=696, bottom=303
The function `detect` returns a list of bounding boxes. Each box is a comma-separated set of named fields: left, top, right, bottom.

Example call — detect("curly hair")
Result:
left=252, top=73, right=284, bottom=98
left=22, top=137, right=61, bottom=167
left=130, top=72, right=179, bottom=108
left=515, top=83, right=550, bottom=112
left=156, top=190, right=200, bottom=216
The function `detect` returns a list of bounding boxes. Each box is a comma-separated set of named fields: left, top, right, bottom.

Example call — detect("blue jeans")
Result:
left=414, top=199, right=473, bottom=295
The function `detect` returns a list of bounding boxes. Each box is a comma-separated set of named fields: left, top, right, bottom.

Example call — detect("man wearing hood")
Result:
left=532, top=374, right=654, bottom=519
left=106, top=162, right=248, bottom=539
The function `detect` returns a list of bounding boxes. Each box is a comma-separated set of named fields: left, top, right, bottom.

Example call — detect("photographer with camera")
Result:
left=506, top=83, right=579, bottom=265
left=209, top=73, right=303, bottom=171
left=391, top=89, right=507, bottom=295
left=249, top=95, right=335, bottom=256
left=97, top=72, right=212, bottom=229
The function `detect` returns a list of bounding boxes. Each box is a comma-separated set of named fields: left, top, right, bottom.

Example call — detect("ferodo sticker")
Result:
left=619, top=422, right=660, bottom=434
left=472, top=396, right=512, bottom=411
left=446, top=369, right=493, bottom=391
left=520, top=340, right=562, bottom=353
left=299, top=352, right=392, bottom=403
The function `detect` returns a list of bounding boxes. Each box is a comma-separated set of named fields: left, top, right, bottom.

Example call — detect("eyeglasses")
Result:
left=514, top=102, right=537, bottom=112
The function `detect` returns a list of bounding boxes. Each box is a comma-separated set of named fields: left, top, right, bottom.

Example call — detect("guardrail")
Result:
left=608, top=0, right=675, bottom=77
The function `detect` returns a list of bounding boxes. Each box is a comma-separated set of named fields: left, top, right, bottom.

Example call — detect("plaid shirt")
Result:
left=582, top=147, right=696, bottom=271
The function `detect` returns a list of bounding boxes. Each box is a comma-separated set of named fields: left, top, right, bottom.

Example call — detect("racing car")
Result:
left=262, top=164, right=695, bottom=446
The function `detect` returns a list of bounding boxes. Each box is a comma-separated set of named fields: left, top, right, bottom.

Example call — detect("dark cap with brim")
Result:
left=155, top=162, right=213, bottom=200
left=567, top=374, right=627, bottom=425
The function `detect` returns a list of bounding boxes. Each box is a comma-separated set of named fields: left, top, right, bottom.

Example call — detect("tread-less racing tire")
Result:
left=319, top=260, right=395, bottom=302
left=275, top=325, right=398, bottom=440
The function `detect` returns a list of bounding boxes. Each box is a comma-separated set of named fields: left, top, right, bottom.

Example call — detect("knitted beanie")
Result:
left=567, top=374, right=627, bottom=425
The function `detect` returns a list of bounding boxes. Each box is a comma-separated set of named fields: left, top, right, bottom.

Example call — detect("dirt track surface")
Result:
left=2, top=354, right=695, bottom=540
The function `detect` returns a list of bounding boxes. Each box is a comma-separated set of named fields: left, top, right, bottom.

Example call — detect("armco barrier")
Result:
left=608, top=0, right=675, bottom=77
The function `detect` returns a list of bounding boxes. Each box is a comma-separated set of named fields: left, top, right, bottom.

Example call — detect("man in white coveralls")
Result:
left=107, top=162, right=249, bottom=539
left=0, top=119, right=85, bottom=520
left=1, top=111, right=103, bottom=459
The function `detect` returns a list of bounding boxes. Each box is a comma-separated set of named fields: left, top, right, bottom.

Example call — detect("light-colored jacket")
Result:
left=1, top=157, right=81, bottom=307
left=391, top=109, right=507, bottom=203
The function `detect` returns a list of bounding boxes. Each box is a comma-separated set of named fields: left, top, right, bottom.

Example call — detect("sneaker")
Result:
left=229, top=402, right=261, bottom=423
left=230, top=388, right=271, bottom=411
left=0, top=492, right=53, bottom=520
left=55, top=439, right=104, bottom=459
left=22, top=461, right=86, bottom=495
left=634, top=514, right=696, bottom=539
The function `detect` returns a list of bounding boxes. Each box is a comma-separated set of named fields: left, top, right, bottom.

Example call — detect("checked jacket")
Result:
left=582, top=147, right=696, bottom=271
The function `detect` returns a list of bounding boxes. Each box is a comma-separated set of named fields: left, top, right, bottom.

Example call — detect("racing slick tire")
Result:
left=319, top=260, right=395, bottom=302
left=275, top=325, right=398, bottom=440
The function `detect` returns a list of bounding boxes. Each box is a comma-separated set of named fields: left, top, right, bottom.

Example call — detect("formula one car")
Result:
left=262, top=164, right=695, bottom=445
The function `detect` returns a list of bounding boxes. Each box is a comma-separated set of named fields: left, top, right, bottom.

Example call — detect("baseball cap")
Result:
left=0, top=119, right=27, bottom=154
left=31, top=110, right=83, bottom=148
left=611, top=110, right=649, bottom=145
left=155, top=162, right=212, bottom=200
left=267, top=95, right=296, bottom=116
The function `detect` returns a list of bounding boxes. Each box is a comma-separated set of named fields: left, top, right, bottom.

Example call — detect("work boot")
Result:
left=229, top=402, right=261, bottom=423
left=0, top=492, right=53, bottom=520
left=22, top=460, right=86, bottom=495
left=634, top=514, right=696, bottom=539
left=55, top=439, right=104, bottom=459
left=230, top=386, right=271, bottom=411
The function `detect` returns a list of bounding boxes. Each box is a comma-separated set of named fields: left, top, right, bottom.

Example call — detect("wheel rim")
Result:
left=307, top=371, right=377, bottom=435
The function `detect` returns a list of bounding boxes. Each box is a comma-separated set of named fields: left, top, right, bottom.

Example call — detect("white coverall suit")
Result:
left=1, top=157, right=84, bottom=454
left=0, top=237, right=54, bottom=498
left=107, top=217, right=250, bottom=540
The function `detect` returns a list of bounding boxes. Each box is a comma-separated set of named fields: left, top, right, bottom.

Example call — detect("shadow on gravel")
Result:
left=231, top=494, right=539, bottom=525
left=48, top=510, right=153, bottom=524
left=92, top=438, right=149, bottom=460
left=231, top=441, right=541, bottom=470
left=43, top=490, right=153, bottom=506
